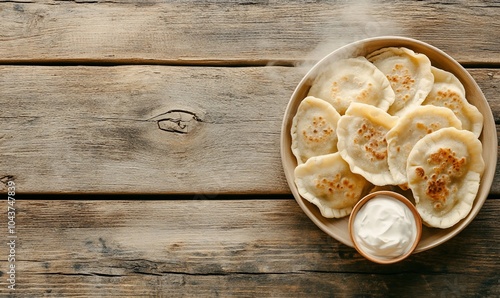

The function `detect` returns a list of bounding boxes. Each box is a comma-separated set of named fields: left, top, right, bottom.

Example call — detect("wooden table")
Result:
left=1, top=1, right=499, bottom=296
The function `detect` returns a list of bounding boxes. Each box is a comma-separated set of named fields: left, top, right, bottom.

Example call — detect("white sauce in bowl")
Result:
left=353, top=195, right=418, bottom=259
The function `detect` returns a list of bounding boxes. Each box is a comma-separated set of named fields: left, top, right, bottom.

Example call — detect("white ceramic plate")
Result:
left=280, top=36, right=497, bottom=253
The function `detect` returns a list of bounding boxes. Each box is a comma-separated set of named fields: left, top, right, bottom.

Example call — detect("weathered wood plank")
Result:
left=7, top=272, right=498, bottom=297
left=0, top=66, right=499, bottom=194
left=1, top=199, right=498, bottom=296
left=0, top=65, right=300, bottom=194
left=0, top=1, right=498, bottom=64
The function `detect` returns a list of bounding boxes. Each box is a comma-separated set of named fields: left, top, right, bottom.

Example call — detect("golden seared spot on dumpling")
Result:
left=426, top=177, right=449, bottom=209
left=294, top=152, right=369, bottom=218
left=414, top=147, right=467, bottom=209
left=428, top=148, right=467, bottom=176
left=386, top=63, right=416, bottom=100
left=302, top=116, right=334, bottom=143
left=414, top=167, right=426, bottom=179
left=314, top=174, right=358, bottom=200
left=355, top=120, right=388, bottom=162
left=407, top=127, right=485, bottom=229
left=329, top=75, right=360, bottom=96
left=356, top=82, right=374, bottom=103
left=330, top=76, right=372, bottom=104
left=291, top=96, right=341, bottom=164
left=415, top=121, right=442, bottom=134
left=436, top=89, right=462, bottom=111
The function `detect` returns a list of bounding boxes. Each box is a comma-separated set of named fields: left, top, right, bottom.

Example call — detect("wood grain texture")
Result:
left=0, top=65, right=299, bottom=194
left=0, top=1, right=498, bottom=297
left=0, top=1, right=499, bottom=64
left=1, top=199, right=498, bottom=297
left=1, top=66, right=498, bottom=194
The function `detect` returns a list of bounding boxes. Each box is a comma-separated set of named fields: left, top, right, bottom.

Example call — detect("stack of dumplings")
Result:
left=291, top=47, right=485, bottom=229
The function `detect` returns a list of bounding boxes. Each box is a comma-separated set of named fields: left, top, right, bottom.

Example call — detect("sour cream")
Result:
left=353, top=195, right=418, bottom=259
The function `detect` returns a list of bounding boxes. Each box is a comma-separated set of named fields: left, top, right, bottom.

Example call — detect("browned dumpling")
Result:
left=423, top=67, right=483, bottom=138
left=337, top=102, right=399, bottom=186
left=368, top=47, right=434, bottom=116
left=407, top=127, right=484, bottom=228
left=307, top=57, right=395, bottom=115
left=386, top=105, right=462, bottom=186
left=291, top=96, right=341, bottom=164
left=294, top=153, right=369, bottom=218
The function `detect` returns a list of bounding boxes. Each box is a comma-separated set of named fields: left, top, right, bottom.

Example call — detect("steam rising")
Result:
left=297, top=1, right=406, bottom=71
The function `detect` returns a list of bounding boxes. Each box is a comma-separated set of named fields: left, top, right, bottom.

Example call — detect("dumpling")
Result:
left=307, top=57, right=395, bottom=114
left=291, top=96, right=341, bottom=164
left=386, top=105, right=462, bottom=186
left=423, top=67, right=483, bottom=138
left=407, top=127, right=485, bottom=229
left=294, top=152, right=369, bottom=218
left=429, top=66, right=466, bottom=96
left=337, top=102, right=399, bottom=186
left=368, top=47, right=434, bottom=116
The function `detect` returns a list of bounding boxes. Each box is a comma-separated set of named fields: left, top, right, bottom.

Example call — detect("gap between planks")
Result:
left=14, top=194, right=295, bottom=200
left=1, top=58, right=500, bottom=69
left=12, top=193, right=500, bottom=200
left=0, top=58, right=298, bottom=67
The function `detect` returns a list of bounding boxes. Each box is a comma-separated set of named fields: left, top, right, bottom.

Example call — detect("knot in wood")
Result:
left=154, top=110, right=203, bottom=134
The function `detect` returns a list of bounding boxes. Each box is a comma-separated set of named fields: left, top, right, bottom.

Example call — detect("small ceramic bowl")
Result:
left=348, top=191, right=422, bottom=264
